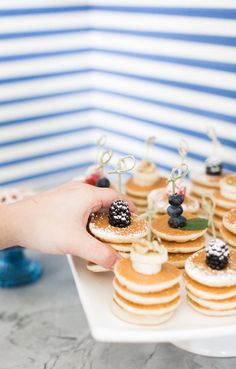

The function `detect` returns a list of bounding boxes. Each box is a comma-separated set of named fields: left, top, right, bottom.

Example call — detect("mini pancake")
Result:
left=185, top=272, right=236, bottom=300
left=136, top=205, right=148, bottom=214
left=161, top=236, right=205, bottom=254
left=114, top=258, right=181, bottom=293
left=213, top=190, right=236, bottom=210
left=185, top=249, right=236, bottom=287
left=107, top=242, right=132, bottom=252
left=191, top=173, right=225, bottom=188
left=191, top=184, right=215, bottom=197
left=168, top=252, right=193, bottom=269
left=113, top=278, right=180, bottom=305
left=219, top=224, right=236, bottom=247
left=223, top=209, right=236, bottom=235
left=113, top=291, right=181, bottom=316
left=125, top=177, right=167, bottom=198
left=112, top=299, right=173, bottom=325
left=87, top=262, right=109, bottom=273
left=220, top=174, right=236, bottom=201
left=89, top=212, right=147, bottom=243
left=127, top=194, right=147, bottom=206
left=214, top=205, right=228, bottom=217
left=187, top=296, right=236, bottom=316
left=189, top=192, right=201, bottom=201
left=187, top=290, right=236, bottom=310
left=152, top=214, right=207, bottom=242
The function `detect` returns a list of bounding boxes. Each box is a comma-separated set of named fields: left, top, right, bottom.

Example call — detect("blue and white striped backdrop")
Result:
left=1, top=1, right=236, bottom=189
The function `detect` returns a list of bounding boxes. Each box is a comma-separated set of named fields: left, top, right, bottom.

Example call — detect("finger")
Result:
left=75, top=230, right=122, bottom=270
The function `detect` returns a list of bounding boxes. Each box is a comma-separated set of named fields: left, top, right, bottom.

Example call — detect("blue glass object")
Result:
left=0, top=246, right=42, bottom=288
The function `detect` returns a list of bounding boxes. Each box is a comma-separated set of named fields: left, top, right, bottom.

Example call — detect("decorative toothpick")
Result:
left=139, top=197, right=156, bottom=243
left=178, top=139, right=189, bottom=165
left=145, top=136, right=156, bottom=161
left=167, top=164, right=189, bottom=195
left=97, top=149, right=113, bottom=175
left=109, top=155, right=136, bottom=198
left=207, top=127, right=221, bottom=157
left=201, top=194, right=216, bottom=239
left=96, top=134, right=107, bottom=163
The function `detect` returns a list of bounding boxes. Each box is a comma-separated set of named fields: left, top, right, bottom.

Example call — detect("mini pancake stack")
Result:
left=190, top=154, right=227, bottom=226
left=190, top=172, right=225, bottom=201
left=220, top=209, right=236, bottom=249
left=88, top=209, right=148, bottom=272
left=125, top=160, right=166, bottom=214
left=185, top=244, right=236, bottom=316
left=190, top=148, right=225, bottom=202
left=152, top=213, right=207, bottom=269
left=211, top=174, right=236, bottom=238
left=112, top=238, right=182, bottom=325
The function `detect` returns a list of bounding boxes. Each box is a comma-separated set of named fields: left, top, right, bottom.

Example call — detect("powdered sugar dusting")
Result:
left=185, top=249, right=236, bottom=287
left=89, top=213, right=148, bottom=243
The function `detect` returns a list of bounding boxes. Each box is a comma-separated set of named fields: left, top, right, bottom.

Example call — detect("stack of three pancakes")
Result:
left=112, top=239, right=182, bottom=325
left=125, top=160, right=166, bottom=214
left=190, top=172, right=224, bottom=200
left=190, top=172, right=226, bottom=237
left=185, top=248, right=236, bottom=316
left=152, top=214, right=208, bottom=269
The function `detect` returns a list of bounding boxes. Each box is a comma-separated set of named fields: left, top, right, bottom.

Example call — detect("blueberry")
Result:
left=167, top=205, right=183, bottom=217
left=178, top=215, right=187, bottom=227
left=168, top=215, right=187, bottom=228
left=168, top=193, right=184, bottom=206
left=168, top=217, right=181, bottom=228
left=96, top=177, right=110, bottom=188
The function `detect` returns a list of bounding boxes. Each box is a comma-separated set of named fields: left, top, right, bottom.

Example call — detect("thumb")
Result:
left=76, top=231, right=122, bottom=270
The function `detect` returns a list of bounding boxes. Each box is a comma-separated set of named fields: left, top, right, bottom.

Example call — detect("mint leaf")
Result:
left=182, top=218, right=209, bottom=230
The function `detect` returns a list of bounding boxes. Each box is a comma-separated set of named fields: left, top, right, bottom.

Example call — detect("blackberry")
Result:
left=108, top=200, right=131, bottom=228
left=167, top=205, right=183, bottom=217
left=168, top=193, right=184, bottom=206
left=206, top=239, right=229, bottom=270
left=96, top=177, right=110, bottom=188
left=206, top=163, right=222, bottom=176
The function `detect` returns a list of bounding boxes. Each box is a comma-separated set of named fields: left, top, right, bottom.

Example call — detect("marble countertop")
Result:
left=1, top=251, right=236, bottom=369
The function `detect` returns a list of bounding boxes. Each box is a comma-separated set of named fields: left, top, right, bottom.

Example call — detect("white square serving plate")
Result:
left=68, top=255, right=236, bottom=343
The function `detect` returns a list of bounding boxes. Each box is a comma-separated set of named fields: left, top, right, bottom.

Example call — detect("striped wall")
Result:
left=0, top=1, right=94, bottom=189
left=89, top=0, right=236, bottom=176
left=1, top=1, right=236, bottom=189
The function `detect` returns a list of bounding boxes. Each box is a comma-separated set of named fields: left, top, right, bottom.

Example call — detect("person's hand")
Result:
left=4, top=182, right=136, bottom=269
